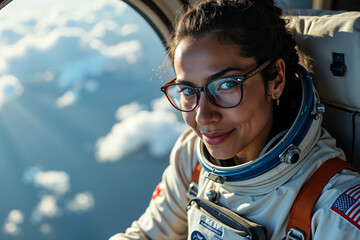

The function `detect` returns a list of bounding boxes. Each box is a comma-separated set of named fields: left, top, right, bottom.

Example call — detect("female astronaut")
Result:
left=110, top=0, right=360, bottom=239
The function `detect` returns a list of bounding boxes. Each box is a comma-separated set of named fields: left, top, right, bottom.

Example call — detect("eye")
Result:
left=217, top=79, right=239, bottom=90
left=179, top=86, right=196, bottom=96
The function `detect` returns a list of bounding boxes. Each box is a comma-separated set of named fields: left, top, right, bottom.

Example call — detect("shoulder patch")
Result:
left=330, top=184, right=360, bottom=230
left=152, top=181, right=165, bottom=200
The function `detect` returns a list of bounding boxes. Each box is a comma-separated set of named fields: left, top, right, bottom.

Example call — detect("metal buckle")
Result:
left=286, top=228, right=305, bottom=240
left=206, top=172, right=226, bottom=184
left=187, top=182, right=198, bottom=199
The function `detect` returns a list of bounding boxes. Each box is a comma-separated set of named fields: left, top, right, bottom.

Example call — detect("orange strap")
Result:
left=192, top=162, right=203, bottom=183
left=286, top=158, right=360, bottom=240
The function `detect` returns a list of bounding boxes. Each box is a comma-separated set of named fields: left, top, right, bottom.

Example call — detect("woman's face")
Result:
left=174, top=35, right=283, bottom=163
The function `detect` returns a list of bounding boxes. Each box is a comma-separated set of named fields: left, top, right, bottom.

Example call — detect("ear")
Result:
left=269, top=58, right=286, bottom=100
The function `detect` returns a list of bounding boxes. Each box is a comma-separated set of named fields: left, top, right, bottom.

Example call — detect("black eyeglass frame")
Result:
left=160, top=60, right=271, bottom=112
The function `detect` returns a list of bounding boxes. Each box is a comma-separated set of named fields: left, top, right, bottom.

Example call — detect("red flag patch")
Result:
left=152, top=181, right=165, bottom=199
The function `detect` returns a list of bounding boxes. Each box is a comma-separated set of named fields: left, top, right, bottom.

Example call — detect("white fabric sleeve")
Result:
left=109, top=129, right=199, bottom=240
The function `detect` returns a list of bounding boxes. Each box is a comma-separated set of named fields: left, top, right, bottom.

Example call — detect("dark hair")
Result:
left=168, top=0, right=301, bottom=133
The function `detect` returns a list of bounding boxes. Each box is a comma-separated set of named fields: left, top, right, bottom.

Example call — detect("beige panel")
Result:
left=287, top=10, right=360, bottom=111
left=313, top=0, right=333, bottom=10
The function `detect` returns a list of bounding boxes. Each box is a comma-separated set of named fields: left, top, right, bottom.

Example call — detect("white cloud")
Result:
left=23, top=168, right=67, bottom=223
left=33, top=170, right=70, bottom=195
left=95, top=97, right=188, bottom=162
left=0, top=27, right=86, bottom=72
left=3, top=222, right=20, bottom=236
left=35, top=195, right=61, bottom=219
left=23, top=166, right=94, bottom=225
left=115, top=101, right=145, bottom=120
left=7, top=210, right=24, bottom=224
left=3, top=209, right=24, bottom=236
left=118, top=24, right=140, bottom=36
left=0, top=75, right=24, bottom=107
left=87, top=20, right=118, bottom=39
left=56, top=90, right=79, bottom=108
left=100, top=40, right=141, bottom=59
left=67, top=192, right=95, bottom=213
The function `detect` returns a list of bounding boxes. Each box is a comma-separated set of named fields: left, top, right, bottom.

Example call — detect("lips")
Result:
left=202, top=130, right=234, bottom=145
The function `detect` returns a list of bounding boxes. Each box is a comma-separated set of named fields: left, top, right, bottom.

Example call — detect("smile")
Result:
left=202, top=130, right=234, bottom=145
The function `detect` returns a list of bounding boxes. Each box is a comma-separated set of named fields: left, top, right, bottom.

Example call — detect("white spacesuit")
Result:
left=110, top=68, right=360, bottom=240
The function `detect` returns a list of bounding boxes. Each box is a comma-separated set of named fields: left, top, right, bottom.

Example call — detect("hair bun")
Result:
left=254, top=0, right=275, bottom=6
left=254, top=0, right=282, bottom=16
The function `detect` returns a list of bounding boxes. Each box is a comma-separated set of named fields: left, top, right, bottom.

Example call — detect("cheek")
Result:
left=230, top=85, right=273, bottom=122
left=182, top=112, right=196, bottom=128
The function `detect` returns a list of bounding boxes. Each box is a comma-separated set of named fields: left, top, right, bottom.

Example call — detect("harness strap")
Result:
left=186, top=163, right=203, bottom=200
left=192, top=162, right=203, bottom=183
left=285, top=158, right=360, bottom=240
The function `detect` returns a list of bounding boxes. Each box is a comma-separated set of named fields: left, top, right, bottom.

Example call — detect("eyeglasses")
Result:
left=160, top=60, right=271, bottom=112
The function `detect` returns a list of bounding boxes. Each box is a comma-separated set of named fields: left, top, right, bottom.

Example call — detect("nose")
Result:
left=195, top=92, right=221, bottom=126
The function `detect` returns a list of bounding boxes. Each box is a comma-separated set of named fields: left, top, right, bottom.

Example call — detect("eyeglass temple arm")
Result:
left=243, top=60, right=271, bottom=80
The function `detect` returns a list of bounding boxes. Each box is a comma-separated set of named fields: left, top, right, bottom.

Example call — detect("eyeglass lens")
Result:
left=165, top=77, right=242, bottom=111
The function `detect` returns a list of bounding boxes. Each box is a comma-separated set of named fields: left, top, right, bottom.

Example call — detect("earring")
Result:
left=275, top=93, right=280, bottom=106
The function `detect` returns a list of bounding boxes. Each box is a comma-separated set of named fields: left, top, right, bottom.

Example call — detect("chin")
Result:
left=206, top=146, right=236, bottom=160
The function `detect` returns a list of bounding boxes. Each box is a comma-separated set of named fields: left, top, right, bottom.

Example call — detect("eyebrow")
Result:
left=176, top=67, right=243, bottom=85
left=206, top=67, right=242, bottom=81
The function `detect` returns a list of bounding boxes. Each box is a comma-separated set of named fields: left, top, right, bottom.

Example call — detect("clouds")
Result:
left=3, top=210, right=24, bottom=236
left=23, top=167, right=70, bottom=223
left=96, top=97, right=188, bottom=162
left=33, top=170, right=70, bottom=196
left=0, top=75, right=24, bottom=108
left=0, top=0, right=143, bottom=109
left=35, top=195, right=61, bottom=219
left=20, top=166, right=95, bottom=234
left=56, top=90, right=79, bottom=108
left=66, top=192, right=95, bottom=213
left=0, top=0, right=174, bottom=238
